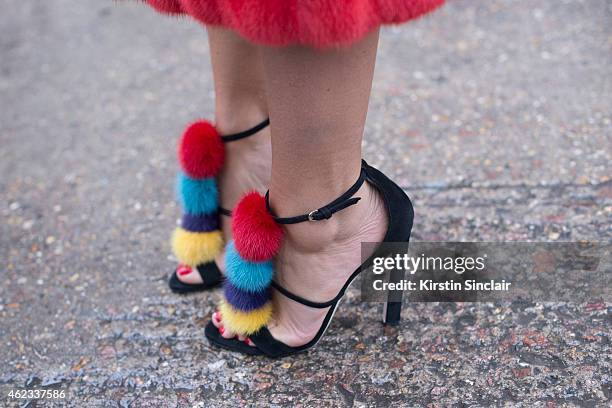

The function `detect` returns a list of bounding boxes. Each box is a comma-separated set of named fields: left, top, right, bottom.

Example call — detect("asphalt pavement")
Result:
left=1, top=0, right=610, bottom=406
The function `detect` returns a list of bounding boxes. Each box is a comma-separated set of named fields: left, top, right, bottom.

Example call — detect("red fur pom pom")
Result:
left=232, top=192, right=283, bottom=262
left=178, top=121, right=224, bottom=178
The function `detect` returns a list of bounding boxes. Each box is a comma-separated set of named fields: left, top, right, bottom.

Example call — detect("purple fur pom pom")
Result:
left=181, top=213, right=219, bottom=232
left=224, top=281, right=271, bottom=312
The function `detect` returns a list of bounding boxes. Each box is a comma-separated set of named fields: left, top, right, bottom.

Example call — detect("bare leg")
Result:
left=207, top=27, right=267, bottom=133
left=179, top=28, right=271, bottom=284
left=215, top=30, right=388, bottom=346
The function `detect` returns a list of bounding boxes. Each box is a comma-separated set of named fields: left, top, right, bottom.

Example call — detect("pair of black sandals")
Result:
left=169, top=118, right=413, bottom=358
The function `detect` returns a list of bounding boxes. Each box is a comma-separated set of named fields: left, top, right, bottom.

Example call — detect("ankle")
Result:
left=269, top=159, right=362, bottom=213
left=214, top=99, right=268, bottom=136
left=276, top=183, right=383, bottom=253
left=268, top=162, right=370, bottom=250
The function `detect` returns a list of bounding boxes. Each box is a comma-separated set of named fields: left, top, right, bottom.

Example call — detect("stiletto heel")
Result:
left=168, top=118, right=270, bottom=294
left=205, top=159, right=414, bottom=357
left=383, top=265, right=405, bottom=326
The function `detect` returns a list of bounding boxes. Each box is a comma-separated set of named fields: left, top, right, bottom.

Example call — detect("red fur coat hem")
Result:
left=145, top=0, right=444, bottom=48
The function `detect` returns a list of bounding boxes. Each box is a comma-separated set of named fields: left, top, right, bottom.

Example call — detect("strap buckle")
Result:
left=307, top=210, right=319, bottom=221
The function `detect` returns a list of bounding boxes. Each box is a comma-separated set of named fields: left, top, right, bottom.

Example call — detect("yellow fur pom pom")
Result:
left=171, top=227, right=223, bottom=266
left=219, top=300, right=273, bottom=335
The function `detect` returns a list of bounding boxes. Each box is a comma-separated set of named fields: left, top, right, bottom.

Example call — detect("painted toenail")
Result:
left=219, top=326, right=225, bottom=335
left=245, top=338, right=255, bottom=346
left=177, top=265, right=192, bottom=276
left=213, top=311, right=220, bottom=322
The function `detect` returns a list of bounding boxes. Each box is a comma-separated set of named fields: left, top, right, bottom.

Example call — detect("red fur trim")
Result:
left=145, top=0, right=445, bottom=49
left=232, top=192, right=283, bottom=262
left=178, top=121, right=225, bottom=178
left=145, top=0, right=184, bottom=14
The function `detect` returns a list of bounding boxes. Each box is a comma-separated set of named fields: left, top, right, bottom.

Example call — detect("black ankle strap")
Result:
left=265, top=162, right=367, bottom=225
left=218, top=207, right=232, bottom=217
left=216, top=119, right=269, bottom=215
left=220, top=118, right=270, bottom=143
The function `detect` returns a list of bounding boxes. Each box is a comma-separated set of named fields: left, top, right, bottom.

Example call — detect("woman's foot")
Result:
left=213, top=181, right=388, bottom=346
left=176, top=115, right=271, bottom=285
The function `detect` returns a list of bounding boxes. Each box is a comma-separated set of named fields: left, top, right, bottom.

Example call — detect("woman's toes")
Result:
left=219, top=325, right=238, bottom=339
left=177, top=264, right=191, bottom=276
left=212, top=312, right=252, bottom=343
left=176, top=264, right=203, bottom=284
left=212, top=312, right=251, bottom=343
left=212, top=311, right=222, bottom=328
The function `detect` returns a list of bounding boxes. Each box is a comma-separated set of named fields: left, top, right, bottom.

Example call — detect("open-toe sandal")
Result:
left=205, top=159, right=414, bottom=357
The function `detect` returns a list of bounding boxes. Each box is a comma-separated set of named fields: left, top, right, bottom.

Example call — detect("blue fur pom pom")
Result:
left=177, top=172, right=218, bottom=215
left=225, top=241, right=274, bottom=292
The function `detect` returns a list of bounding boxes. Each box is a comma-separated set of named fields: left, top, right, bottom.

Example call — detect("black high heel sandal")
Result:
left=168, top=118, right=270, bottom=294
left=204, top=160, right=413, bottom=357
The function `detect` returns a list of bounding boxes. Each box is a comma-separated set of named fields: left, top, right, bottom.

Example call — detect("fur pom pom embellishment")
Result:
left=181, top=212, right=219, bottom=233
left=172, top=227, right=223, bottom=266
left=224, top=241, right=274, bottom=292
left=232, top=192, right=284, bottom=262
left=216, top=189, right=284, bottom=336
left=170, top=119, right=224, bottom=275
left=219, top=300, right=273, bottom=336
left=178, top=120, right=225, bottom=179
left=177, top=173, right=219, bottom=216
left=224, top=281, right=271, bottom=312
